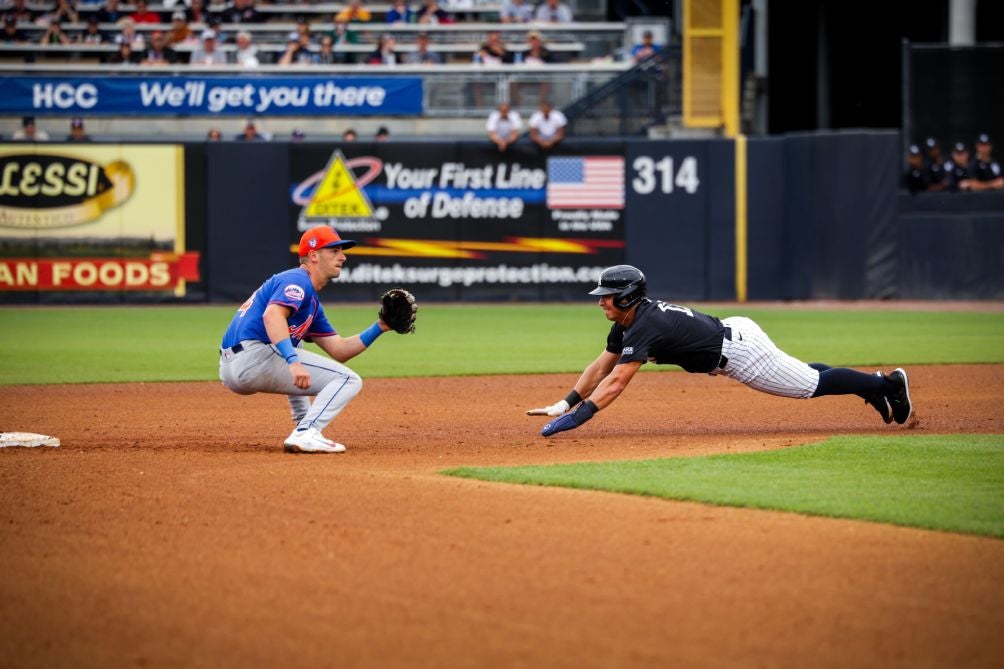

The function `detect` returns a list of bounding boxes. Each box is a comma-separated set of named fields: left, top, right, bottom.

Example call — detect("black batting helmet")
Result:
left=588, top=265, right=647, bottom=309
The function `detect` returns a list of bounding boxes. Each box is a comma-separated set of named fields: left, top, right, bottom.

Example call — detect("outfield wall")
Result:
left=1, top=132, right=1001, bottom=303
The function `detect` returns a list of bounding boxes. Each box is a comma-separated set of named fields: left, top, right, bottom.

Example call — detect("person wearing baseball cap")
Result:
left=219, top=226, right=397, bottom=454
left=923, top=137, right=947, bottom=191
left=65, top=117, right=91, bottom=142
left=945, top=141, right=972, bottom=191
left=904, top=144, right=927, bottom=193
left=970, top=133, right=1004, bottom=191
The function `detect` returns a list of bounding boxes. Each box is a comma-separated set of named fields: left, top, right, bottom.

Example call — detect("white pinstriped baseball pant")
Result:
left=712, top=316, right=820, bottom=399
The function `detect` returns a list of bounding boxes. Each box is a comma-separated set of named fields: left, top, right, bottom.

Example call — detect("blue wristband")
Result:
left=360, top=321, right=384, bottom=348
left=275, top=338, right=299, bottom=364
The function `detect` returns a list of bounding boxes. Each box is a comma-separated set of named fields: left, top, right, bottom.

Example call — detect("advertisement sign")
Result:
left=0, top=76, right=424, bottom=116
left=0, top=144, right=199, bottom=294
left=288, top=142, right=626, bottom=300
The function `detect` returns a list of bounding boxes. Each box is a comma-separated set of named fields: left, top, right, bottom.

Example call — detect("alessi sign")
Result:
left=0, top=145, right=199, bottom=295
left=0, top=153, right=134, bottom=228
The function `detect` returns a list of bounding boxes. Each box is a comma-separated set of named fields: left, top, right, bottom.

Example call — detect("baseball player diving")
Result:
left=528, top=265, right=913, bottom=437
left=219, top=226, right=416, bottom=453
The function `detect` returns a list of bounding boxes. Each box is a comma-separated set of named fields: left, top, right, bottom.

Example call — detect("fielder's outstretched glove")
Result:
left=379, top=288, right=418, bottom=334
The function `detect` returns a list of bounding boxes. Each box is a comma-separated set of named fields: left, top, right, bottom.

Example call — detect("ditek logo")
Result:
left=622, top=347, right=634, bottom=355
left=293, top=151, right=384, bottom=232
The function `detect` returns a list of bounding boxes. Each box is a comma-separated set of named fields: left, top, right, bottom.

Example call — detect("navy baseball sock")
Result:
left=812, top=367, right=891, bottom=397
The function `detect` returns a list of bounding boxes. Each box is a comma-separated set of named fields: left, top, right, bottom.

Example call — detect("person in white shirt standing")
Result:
left=486, top=102, right=523, bottom=152
left=528, top=100, right=566, bottom=149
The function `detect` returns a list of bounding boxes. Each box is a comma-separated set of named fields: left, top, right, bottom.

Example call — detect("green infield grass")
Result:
left=0, top=305, right=1002, bottom=384
left=444, top=434, right=1004, bottom=538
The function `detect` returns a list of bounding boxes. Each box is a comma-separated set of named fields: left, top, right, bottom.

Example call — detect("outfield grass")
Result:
left=0, top=305, right=1002, bottom=385
left=444, top=435, right=1004, bottom=538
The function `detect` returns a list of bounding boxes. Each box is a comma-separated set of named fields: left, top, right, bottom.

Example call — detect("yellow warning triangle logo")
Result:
left=303, top=151, right=374, bottom=219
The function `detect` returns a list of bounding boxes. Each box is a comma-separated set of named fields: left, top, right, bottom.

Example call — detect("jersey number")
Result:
left=237, top=288, right=259, bottom=318
left=656, top=301, right=693, bottom=317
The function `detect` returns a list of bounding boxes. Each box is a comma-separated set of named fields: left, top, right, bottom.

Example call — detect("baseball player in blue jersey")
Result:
left=220, top=226, right=396, bottom=453
left=528, top=265, right=913, bottom=437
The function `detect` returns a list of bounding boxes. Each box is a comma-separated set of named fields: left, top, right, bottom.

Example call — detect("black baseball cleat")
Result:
left=864, top=372, right=893, bottom=424
left=886, top=368, right=913, bottom=425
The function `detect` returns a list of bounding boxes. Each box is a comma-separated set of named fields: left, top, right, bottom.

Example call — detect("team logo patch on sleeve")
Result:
left=283, top=284, right=305, bottom=301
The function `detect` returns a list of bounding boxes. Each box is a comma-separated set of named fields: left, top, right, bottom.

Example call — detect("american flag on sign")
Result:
left=546, top=156, right=625, bottom=209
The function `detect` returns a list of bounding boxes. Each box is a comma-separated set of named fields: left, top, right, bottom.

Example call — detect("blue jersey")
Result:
left=221, top=267, right=336, bottom=348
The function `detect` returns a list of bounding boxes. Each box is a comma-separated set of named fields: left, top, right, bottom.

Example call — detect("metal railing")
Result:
left=563, top=45, right=680, bottom=136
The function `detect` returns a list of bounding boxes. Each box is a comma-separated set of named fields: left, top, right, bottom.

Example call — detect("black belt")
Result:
left=718, top=327, right=731, bottom=369
left=220, top=343, right=244, bottom=357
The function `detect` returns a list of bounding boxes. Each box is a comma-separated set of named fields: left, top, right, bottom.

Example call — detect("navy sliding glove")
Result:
left=541, top=400, right=598, bottom=437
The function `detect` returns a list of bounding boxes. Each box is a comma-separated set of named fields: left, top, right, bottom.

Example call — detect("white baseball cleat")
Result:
left=283, top=428, right=346, bottom=454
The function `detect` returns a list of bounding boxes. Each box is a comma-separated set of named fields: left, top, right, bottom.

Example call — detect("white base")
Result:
left=0, top=432, right=61, bottom=448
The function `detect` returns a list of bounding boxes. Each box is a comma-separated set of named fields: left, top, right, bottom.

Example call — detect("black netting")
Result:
left=907, top=44, right=1004, bottom=149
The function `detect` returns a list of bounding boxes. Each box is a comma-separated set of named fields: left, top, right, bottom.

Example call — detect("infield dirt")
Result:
left=2, top=364, right=1003, bottom=668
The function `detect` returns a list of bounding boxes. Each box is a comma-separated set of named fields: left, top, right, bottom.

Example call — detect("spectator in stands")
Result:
left=386, top=0, right=414, bottom=24
left=233, top=30, right=259, bottom=67
left=630, top=30, right=662, bottom=63
left=142, top=29, right=177, bottom=64
left=39, top=20, right=72, bottom=45
left=3, top=0, right=35, bottom=24
left=500, top=0, right=533, bottom=23
left=110, top=38, right=140, bottom=63
left=190, top=29, right=226, bottom=65
left=291, top=128, right=306, bottom=142
left=206, top=16, right=226, bottom=44
left=534, top=0, right=572, bottom=23
left=78, top=15, right=106, bottom=44
left=45, top=0, right=79, bottom=26
left=903, top=145, right=928, bottom=194
left=279, top=31, right=315, bottom=65
left=375, top=126, right=390, bottom=141
left=944, top=141, right=972, bottom=191
left=12, top=116, right=50, bottom=141
left=65, top=117, right=91, bottom=142
left=342, top=128, right=358, bottom=141
left=95, top=0, right=125, bottom=24
left=161, top=0, right=201, bottom=23
left=167, top=10, right=192, bottom=46
left=335, top=0, right=371, bottom=24
left=476, top=30, right=513, bottom=64
left=486, top=101, right=523, bottom=152
left=207, top=127, right=222, bottom=141
left=528, top=100, right=566, bottom=149
left=968, top=133, right=1004, bottom=191
left=219, top=0, right=262, bottom=24
left=315, top=34, right=343, bottom=64
left=329, top=19, right=359, bottom=52
left=2, top=14, right=27, bottom=43
left=130, top=0, right=161, bottom=24
left=405, top=31, right=442, bottom=64
left=236, top=119, right=265, bottom=141
left=923, top=137, right=947, bottom=192
left=116, top=18, right=145, bottom=50
left=367, top=33, right=399, bottom=65
left=294, top=17, right=315, bottom=47
left=520, top=30, right=553, bottom=65
left=416, top=0, right=451, bottom=24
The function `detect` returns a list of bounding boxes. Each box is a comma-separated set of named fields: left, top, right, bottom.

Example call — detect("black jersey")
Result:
left=945, top=159, right=970, bottom=190
left=925, top=160, right=945, bottom=187
left=905, top=168, right=928, bottom=193
left=605, top=299, right=726, bottom=373
left=970, top=158, right=1002, bottom=182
